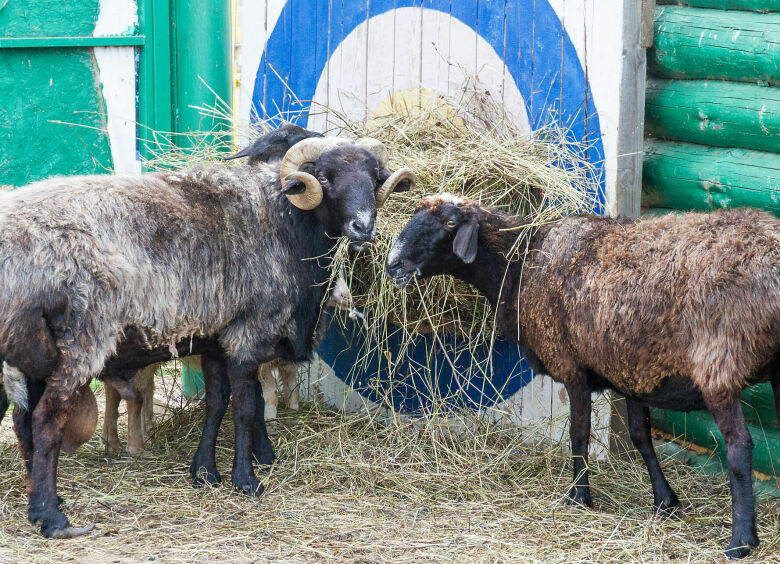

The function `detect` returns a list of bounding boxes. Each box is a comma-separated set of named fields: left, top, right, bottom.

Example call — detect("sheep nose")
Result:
left=386, top=258, right=401, bottom=271
left=349, top=219, right=373, bottom=238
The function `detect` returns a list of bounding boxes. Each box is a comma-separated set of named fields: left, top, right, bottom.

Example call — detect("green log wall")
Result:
left=645, top=79, right=780, bottom=153
left=643, top=2, right=780, bottom=481
left=649, top=6, right=780, bottom=85
left=657, top=0, right=780, bottom=13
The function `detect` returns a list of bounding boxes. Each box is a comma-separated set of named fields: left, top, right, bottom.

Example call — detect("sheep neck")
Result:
left=453, top=211, right=527, bottom=314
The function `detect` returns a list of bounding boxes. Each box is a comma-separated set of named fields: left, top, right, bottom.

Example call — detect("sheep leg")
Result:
left=125, top=397, right=144, bottom=455
left=252, top=382, right=276, bottom=467
left=12, top=379, right=46, bottom=481
left=257, top=363, right=278, bottom=421
left=140, top=372, right=155, bottom=443
left=564, top=375, right=593, bottom=507
left=28, top=382, right=94, bottom=538
left=190, top=355, right=229, bottom=487
left=227, top=360, right=264, bottom=496
left=282, top=363, right=300, bottom=411
left=705, top=394, right=758, bottom=559
left=101, top=381, right=122, bottom=453
left=772, top=370, right=779, bottom=429
left=0, top=385, right=8, bottom=427
left=625, top=399, right=679, bottom=515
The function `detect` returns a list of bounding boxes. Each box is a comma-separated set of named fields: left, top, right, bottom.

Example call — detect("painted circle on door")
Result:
left=253, top=1, right=605, bottom=413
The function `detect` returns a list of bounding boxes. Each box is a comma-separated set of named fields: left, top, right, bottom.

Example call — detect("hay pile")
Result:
left=1, top=380, right=778, bottom=562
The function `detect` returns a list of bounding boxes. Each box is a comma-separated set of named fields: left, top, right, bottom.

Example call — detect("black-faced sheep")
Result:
left=386, top=195, right=779, bottom=559
left=0, top=136, right=414, bottom=538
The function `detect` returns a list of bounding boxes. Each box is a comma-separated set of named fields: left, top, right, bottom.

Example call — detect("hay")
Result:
left=1, top=376, right=778, bottom=562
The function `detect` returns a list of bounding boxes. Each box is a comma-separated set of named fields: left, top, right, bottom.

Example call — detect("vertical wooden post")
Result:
left=614, top=0, right=648, bottom=219
left=610, top=0, right=652, bottom=453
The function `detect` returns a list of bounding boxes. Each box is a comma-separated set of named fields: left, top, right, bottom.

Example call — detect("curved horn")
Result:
left=282, top=172, right=323, bottom=210
left=376, top=167, right=416, bottom=208
left=279, top=137, right=348, bottom=210
left=356, top=137, right=389, bottom=166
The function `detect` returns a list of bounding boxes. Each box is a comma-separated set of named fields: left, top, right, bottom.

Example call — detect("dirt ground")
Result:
left=0, top=373, right=778, bottom=563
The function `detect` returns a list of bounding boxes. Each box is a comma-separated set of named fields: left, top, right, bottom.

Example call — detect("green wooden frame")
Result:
left=0, top=36, right=144, bottom=48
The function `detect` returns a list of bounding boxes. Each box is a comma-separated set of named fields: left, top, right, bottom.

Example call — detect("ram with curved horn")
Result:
left=0, top=128, right=414, bottom=539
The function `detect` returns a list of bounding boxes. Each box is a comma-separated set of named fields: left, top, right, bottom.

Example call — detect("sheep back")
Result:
left=517, top=208, right=780, bottom=397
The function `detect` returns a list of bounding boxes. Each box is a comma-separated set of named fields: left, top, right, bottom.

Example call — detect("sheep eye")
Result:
left=319, top=176, right=329, bottom=185
left=446, top=220, right=457, bottom=229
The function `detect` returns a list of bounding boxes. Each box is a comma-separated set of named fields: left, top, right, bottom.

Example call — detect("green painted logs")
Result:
left=649, top=6, right=780, bottom=85
left=642, top=140, right=780, bottom=214
left=742, top=383, right=779, bottom=428
left=645, top=79, right=780, bottom=153
left=656, top=0, right=780, bottom=12
left=651, top=406, right=780, bottom=477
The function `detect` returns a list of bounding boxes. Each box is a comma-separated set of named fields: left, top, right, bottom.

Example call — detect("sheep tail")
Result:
left=2, top=361, right=28, bottom=411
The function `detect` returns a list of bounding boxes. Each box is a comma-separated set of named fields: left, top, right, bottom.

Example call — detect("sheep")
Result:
left=101, top=362, right=158, bottom=455
left=0, top=136, right=414, bottom=538
left=385, top=195, right=780, bottom=559
left=97, top=126, right=331, bottom=457
left=96, top=124, right=330, bottom=458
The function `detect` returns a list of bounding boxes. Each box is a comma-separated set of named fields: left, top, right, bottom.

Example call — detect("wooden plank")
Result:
left=614, top=0, right=646, bottom=218
left=288, top=0, right=320, bottom=123
left=646, top=78, right=780, bottom=154
left=641, top=0, right=656, bottom=47
left=642, top=139, right=780, bottom=214
left=364, top=2, right=403, bottom=117
left=649, top=5, right=780, bottom=85
left=656, top=0, right=780, bottom=12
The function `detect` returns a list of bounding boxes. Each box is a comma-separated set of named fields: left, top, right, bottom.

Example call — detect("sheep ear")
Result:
left=453, top=218, right=479, bottom=264
left=281, top=162, right=315, bottom=195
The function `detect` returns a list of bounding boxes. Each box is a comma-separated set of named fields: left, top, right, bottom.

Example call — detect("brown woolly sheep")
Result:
left=386, top=194, right=779, bottom=559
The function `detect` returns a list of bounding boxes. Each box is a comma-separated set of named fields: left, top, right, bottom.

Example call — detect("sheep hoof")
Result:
left=126, top=444, right=144, bottom=456
left=653, top=497, right=679, bottom=518
left=565, top=486, right=592, bottom=508
left=725, top=533, right=759, bottom=559
left=105, top=441, right=122, bottom=454
left=233, top=476, right=264, bottom=497
left=191, top=467, right=222, bottom=488
left=48, top=523, right=95, bottom=539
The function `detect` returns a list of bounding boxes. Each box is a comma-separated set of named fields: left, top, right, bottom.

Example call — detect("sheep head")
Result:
left=280, top=137, right=416, bottom=249
left=386, top=194, right=482, bottom=287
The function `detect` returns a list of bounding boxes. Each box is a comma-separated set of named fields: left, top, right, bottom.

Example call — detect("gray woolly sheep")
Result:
left=1, top=136, right=414, bottom=538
